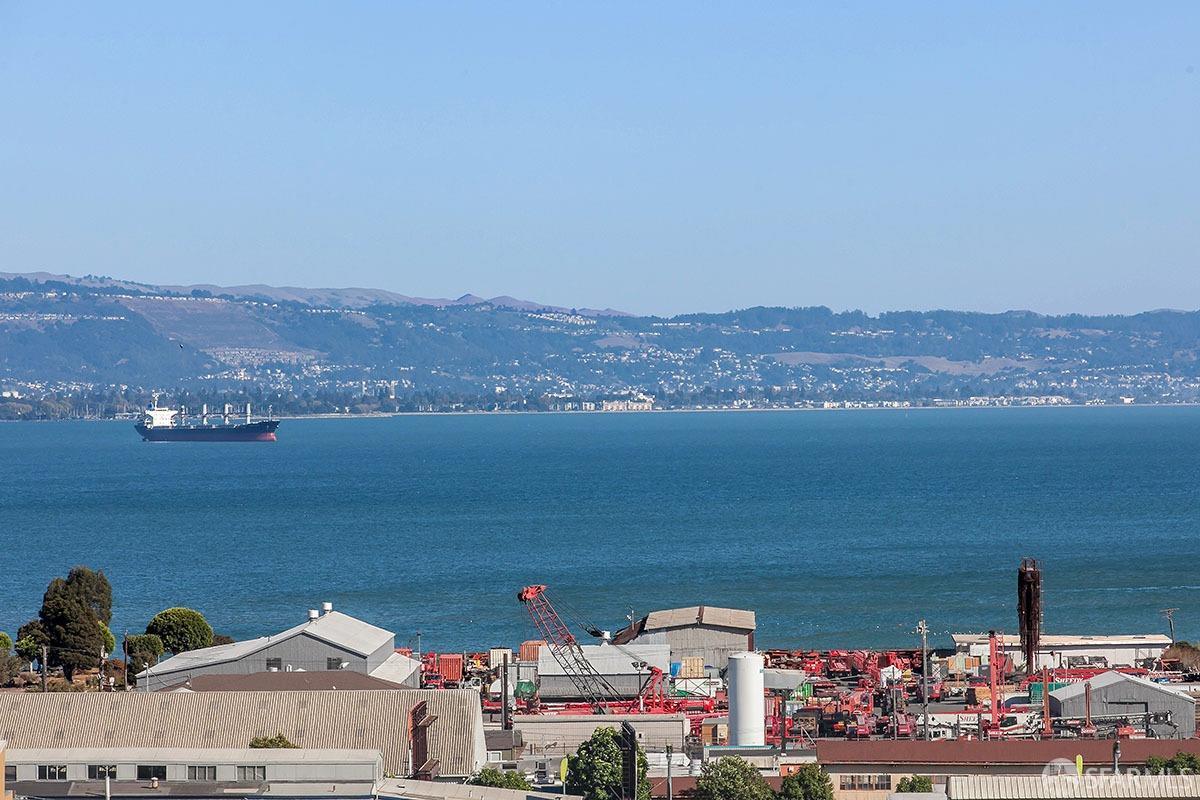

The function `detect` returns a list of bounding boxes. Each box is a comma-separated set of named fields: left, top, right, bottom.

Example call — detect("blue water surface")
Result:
left=0, top=407, right=1196, bottom=651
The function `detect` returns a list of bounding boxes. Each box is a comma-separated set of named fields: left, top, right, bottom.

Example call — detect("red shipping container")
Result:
left=439, top=653, right=464, bottom=683
left=519, top=640, right=546, bottom=662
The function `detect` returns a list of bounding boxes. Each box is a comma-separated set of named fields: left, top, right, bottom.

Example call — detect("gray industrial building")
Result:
left=512, top=714, right=689, bottom=758
left=0, top=688, right=487, bottom=778
left=137, top=606, right=420, bottom=691
left=1048, top=671, right=1196, bottom=738
left=4, top=747, right=382, bottom=798
left=613, top=605, right=756, bottom=669
left=536, top=644, right=669, bottom=700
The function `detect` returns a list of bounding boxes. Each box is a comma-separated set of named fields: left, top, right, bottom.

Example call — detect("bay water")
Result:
left=1, top=407, right=1196, bottom=652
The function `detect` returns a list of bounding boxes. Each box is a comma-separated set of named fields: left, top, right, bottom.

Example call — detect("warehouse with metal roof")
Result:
left=612, top=605, right=755, bottom=669
left=1048, top=671, right=1196, bottom=738
left=0, top=689, right=485, bottom=778
left=4, top=746, right=382, bottom=798
left=136, top=607, right=420, bottom=691
left=535, top=644, right=670, bottom=700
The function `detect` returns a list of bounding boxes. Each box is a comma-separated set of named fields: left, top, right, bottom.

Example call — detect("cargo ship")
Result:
left=135, top=398, right=279, bottom=442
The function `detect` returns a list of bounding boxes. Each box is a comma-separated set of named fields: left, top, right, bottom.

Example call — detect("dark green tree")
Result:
left=780, top=764, right=835, bottom=800
left=212, top=633, right=236, bottom=646
left=468, top=767, right=531, bottom=790
left=249, top=734, right=299, bottom=749
left=896, top=775, right=934, bottom=793
left=39, top=590, right=104, bottom=681
left=693, top=756, right=775, bottom=800
left=17, top=619, right=48, bottom=650
left=124, top=633, right=165, bottom=674
left=146, top=607, right=214, bottom=653
left=565, top=726, right=650, bottom=800
left=63, top=566, right=113, bottom=624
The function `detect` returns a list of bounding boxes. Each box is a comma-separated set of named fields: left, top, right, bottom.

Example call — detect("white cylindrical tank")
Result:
left=727, top=651, right=766, bottom=746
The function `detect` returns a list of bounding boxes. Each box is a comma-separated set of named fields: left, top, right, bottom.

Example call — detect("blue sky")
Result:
left=1, top=3, right=1197, bottom=315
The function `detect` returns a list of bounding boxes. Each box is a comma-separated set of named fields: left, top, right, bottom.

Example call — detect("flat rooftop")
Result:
left=951, top=633, right=1172, bottom=647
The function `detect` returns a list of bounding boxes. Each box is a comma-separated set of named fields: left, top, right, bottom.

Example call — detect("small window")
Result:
left=137, top=765, right=167, bottom=781
left=88, top=765, right=117, bottom=779
left=327, top=657, right=344, bottom=670
left=188, top=766, right=216, bottom=781
left=38, top=765, right=68, bottom=781
left=6, top=765, right=18, bottom=782
left=840, top=774, right=892, bottom=791
left=265, top=657, right=282, bottom=671
left=237, top=766, right=266, bottom=782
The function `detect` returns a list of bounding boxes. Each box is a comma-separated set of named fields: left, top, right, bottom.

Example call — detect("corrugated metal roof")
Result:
left=370, top=652, right=422, bottom=686
left=643, top=606, right=756, bottom=631
left=0, top=689, right=483, bottom=777
left=141, top=611, right=394, bottom=678
left=1050, top=671, right=1193, bottom=704
left=378, top=777, right=580, bottom=800
left=159, top=671, right=404, bottom=692
left=947, top=775, right=1200, bottom=799
left=816, top=739, right=1200, bottom=766
left=4, top=747, right=380, bottom=764
left=536, top=644, right=670, bottom=676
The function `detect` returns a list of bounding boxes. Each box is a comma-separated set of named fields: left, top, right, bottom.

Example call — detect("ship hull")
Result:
left=135, top=420, right=280, bottom=442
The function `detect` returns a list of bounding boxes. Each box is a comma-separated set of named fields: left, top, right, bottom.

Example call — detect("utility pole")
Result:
left=501, top=652, right=511, bottom=731
left=123, top=632, right=129, bottom=689
left=41, top=645, right=48, bottom=692
left=1161, top=609, right=1179, bottom=646
left=665, top=743, right=673, bottom=800
left=917, top=619, right=930, bottom=740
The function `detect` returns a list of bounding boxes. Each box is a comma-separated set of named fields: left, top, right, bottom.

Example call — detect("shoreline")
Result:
left=8, top=401, right=1200, bottom=423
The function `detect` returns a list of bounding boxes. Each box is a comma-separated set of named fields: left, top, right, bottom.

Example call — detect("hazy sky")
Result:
left=2, top=3, right=1197, bottom=316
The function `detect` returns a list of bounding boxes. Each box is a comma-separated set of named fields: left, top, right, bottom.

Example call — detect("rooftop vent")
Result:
left=321, top=601, right=333, bottom=615
left=308, top=609, right=319, bottom=621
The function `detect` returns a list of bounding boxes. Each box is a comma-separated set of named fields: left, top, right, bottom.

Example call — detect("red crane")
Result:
left=518, top=585, right=623, bottom=713
left=518, top=584, right=704, bottom=716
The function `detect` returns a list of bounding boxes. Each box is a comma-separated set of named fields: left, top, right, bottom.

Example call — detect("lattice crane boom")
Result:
left=518, top=584, right=623, bottom=713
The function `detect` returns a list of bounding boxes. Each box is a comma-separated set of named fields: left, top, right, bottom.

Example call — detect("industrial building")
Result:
left=613, top=605, right=756, bottom=669
left=511, top=713, right=689, bottom=758
left=136, top=605, right=421, bottom=690
left=942, top=774, right=1200, bottom=800
left=1048, top=670, right=1196, bottom=738
left=950, top=633, right=1171, bottom=670
left=2, top=739, right=11, bottom=800
left=377, top=777, right=580, bottom=800
left=158, top=670, right=405, bottom=692
left=815, top=739, right=1200, bottom=800
left=3, top=747, right=381, bottom=799
left=535, top=643, right=670, bottom=700
left=0, top=689, right=486, bottom=778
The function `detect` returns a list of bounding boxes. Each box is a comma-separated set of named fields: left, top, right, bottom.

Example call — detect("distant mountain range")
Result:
left=0, top=271, right=632, bottom=316
left=4, top=270, right=1200, bottom=412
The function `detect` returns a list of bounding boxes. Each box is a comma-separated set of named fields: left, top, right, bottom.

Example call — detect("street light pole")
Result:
left=917, top=619, right=930, bottom=741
